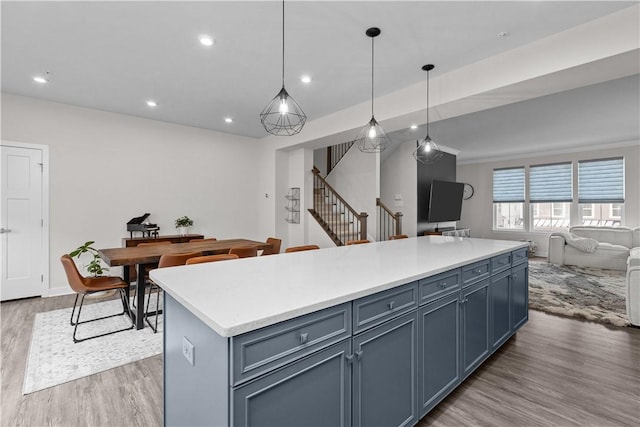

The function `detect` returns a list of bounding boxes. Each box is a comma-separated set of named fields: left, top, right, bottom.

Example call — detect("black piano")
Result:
left=127, top=213, right=160, bottom=238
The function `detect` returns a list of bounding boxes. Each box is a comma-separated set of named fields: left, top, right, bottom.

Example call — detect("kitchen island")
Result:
left=151, top=236, right=529, bottom=426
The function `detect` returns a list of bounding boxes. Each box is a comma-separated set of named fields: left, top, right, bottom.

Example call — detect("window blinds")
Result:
left=530, top=162, right=572, bottom=203
left=493, top=167, right=525, bottom=203
left=578, top=158, right=624, bottom=203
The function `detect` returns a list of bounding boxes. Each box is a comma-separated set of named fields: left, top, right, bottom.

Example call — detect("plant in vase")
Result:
left=175, top=216, right=194, bottom=236
left=70, top=241, right=109, bottom=276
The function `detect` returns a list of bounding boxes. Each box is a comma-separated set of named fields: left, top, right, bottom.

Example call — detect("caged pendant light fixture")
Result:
left=260, top=0, right=307, bottom=136
left=355, top=27, right=391, bottom=153
left=413, top=64, right=443, bottom=164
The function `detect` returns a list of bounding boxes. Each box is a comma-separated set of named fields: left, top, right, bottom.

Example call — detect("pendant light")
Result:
left=260, top=0, right=306, bottom=136
left=413, top=64, right=443, bottom=163
left=355, top=27, right=390, bottom=153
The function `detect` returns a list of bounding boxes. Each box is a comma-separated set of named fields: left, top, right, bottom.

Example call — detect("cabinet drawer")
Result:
left=461, top=259, right=490, bottom=286
left=491, top=253, right=512, bottom=274
left=512, top=248, right=528, bottom=265
left=231, top=303, right=351, bottom=385
left=419, top=269, right=460, bottom=305
left=353, top=282, right=418, bottom=334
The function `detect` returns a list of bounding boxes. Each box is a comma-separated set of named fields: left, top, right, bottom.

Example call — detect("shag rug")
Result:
left=528, top=260, right=628, bottom=327
left=23, top=296, right=162, bottom=395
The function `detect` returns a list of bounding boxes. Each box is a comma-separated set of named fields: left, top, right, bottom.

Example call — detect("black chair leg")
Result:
left=70, top=294, right=80, bottom=325
left=72, top=290, right=135, bottom=343
left=144, top=283, right=161, bottom=333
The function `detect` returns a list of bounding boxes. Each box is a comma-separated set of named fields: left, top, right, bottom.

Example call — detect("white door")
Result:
left=1, top=145, right=43, bottom=300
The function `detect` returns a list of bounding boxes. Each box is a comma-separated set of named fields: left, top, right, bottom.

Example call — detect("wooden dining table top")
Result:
left=98, top=238, right=272, bottom=266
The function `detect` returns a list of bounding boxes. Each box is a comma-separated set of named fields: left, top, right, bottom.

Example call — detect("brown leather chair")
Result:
left=190, top=238, right=217, bottom=243
left=285, top=245, right=320, bottom=253
left=60, top=255, right=134, bottom=343
left=186, top=254, right=239, bottom=264
left=346, top=239, right=370, bottom=245
left=228, top=246, right=258, bottom=258
left=145, top=251, right=201, bottom=332
left=389, top=234, right=409, bottom=240
left=131, top=241, right=173, bottom=307
left=261, top=237, right=282, bottom=256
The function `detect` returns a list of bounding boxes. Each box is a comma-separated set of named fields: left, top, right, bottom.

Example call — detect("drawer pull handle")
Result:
left=439, top=282, right=447, bottom=288
left=475, top=269, right=483, bottom=275
left=388, top=301, right=395, bottom=310
left=299, top=333, right=308, bottom=344
left=513, top=274, right=518, bottom=279
left=346, top=354, right=354, bottom=363
left=355, top=350, right=363, bottom=360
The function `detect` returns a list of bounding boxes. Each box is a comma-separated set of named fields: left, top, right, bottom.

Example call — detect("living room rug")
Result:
left=528, top=259, right=628, bottom=327
left=23, top=297, right=162, bottom=395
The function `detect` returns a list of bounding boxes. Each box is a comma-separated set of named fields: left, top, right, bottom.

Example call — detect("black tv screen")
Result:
left=428, top=180, right=464, bottom=222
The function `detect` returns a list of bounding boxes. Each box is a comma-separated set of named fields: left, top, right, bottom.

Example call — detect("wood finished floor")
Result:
left=1, top=294, right=639, bottom=427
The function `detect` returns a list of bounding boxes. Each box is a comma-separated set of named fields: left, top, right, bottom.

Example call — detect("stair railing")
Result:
left=326, top=140, right=355, bottom=176
left=311, top=167, right=368, bottom=245
left=376, top=198, right=403, bottom=241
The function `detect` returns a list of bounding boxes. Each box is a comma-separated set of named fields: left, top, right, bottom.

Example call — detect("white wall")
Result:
left=457, top=143, right=640, bottom=256
left=325, top=146, right=378, bottom=241
left=380, top=141, right=417, bottom=238
left=1, top=94, right=262, bottom=295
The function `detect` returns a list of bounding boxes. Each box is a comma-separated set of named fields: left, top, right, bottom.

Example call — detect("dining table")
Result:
left=98, top=238, right=272, bottom=329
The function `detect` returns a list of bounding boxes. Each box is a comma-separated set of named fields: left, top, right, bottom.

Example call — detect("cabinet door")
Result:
left=231, top=340, right=351, bottom=427
left=352, top=312, right=418, bottom=427
left=511, top=262, right=529, bottom=331
left=418, top=292, right=460, bottom=417
left=461, top=279, right=490, bottom=378
left=490, top=270, right=511, bottom=350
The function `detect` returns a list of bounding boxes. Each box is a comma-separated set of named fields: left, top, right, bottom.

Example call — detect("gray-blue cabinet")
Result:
left=490, top=270, right=511, bottom=350
left=461, top=279, right=490, bottom=378
left=231, top=339, right=352, bottom=427
left=418, top=291, right=460, bottom=417
left=352, top=311, right=418, bottom=427
left=511, top=262, right=529, bottom=331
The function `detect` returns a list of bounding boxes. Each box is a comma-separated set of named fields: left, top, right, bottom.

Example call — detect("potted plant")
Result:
left=70, top=241, right=108, bottom=277
left=175, top=215, right=193, bottom=236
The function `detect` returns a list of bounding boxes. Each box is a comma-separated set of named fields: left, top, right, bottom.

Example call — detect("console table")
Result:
left=152, top=236, right=528, bottom=426
left=122, top=234, right=204, bottom=247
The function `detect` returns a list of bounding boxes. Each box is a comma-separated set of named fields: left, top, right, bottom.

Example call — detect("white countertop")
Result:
left=151, top=236, right=527, bottom=337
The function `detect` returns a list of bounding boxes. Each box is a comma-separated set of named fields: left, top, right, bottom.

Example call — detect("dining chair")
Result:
left=60, top=255, right=134, bottom=343
left=191, top=238, right=217, bottom=243
left=285, top=245, right=320, bottom=253
left=261, top=237, right=282, bottom=256
left=132, top=241, right=173, bottom=308
left=145, top=251, right=201, bottom=333
left=185, top=254, right=239, bottom=264
left=389, top=234, right=409, bottom=240
left=228, top=246, right=258, bottom=258
left=346, top=239, right=370, bottom=245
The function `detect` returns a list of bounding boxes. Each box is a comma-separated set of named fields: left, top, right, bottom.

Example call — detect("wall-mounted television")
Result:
left=428, top=180, right=464, bottom=223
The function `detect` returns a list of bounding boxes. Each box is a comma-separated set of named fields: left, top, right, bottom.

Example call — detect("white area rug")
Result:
left=23, top=297, right=162, bottom=395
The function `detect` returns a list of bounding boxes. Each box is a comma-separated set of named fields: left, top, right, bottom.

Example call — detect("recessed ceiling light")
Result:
left=300, top=75, right=312, bottom=84
left=498, top=31, right=510, bottom=38
left=410, top=124, right=418, bottom=130
left=199, top=35, right=214, bottom=46
left=224, top=117, right=233, bottom=123
left=146, top=100, right=158, bottom=107
left=33, top=76, right=48, bottom=84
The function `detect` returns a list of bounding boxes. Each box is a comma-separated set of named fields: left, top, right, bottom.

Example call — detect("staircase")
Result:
left=309, top=167, right=368, bottom=246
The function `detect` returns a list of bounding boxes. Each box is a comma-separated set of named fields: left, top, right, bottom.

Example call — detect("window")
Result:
left=493, top=167, right=524, bottom=230
left=578, top=158, right=624, bottom=227
left=530, top=163, right=572, bottom=231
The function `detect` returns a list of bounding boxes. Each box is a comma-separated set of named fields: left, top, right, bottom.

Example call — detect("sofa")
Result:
left=548, top=226, right=640, bottom=326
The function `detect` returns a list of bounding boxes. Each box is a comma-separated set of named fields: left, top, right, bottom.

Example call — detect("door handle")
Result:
left=0, top=228, right=11, bottom=233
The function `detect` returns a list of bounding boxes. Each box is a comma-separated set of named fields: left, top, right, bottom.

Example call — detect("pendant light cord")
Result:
left=425, top=68, right=430, bottom=137
left=281, top=0, right=285, bottom=87
left=371, top=36, right=374, bottom=116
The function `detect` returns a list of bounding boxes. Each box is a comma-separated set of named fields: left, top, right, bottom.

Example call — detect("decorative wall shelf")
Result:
left=285, top=187, right=300, bottom=224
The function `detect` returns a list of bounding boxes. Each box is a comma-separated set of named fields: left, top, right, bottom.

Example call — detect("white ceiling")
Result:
left=2, top=0, right=637, bottom=144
